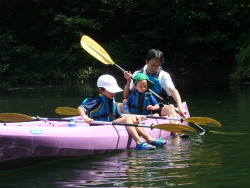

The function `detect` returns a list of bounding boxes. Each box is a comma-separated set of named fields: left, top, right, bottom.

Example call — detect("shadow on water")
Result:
left=0, top=81, right=249, bottom=187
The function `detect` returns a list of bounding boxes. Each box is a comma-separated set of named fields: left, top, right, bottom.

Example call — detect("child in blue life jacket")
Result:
left=78, top=74, right=167, bottom=150
left=123, top=73, right=180, bottom=126
left=123, top=73, right=161, bottom=116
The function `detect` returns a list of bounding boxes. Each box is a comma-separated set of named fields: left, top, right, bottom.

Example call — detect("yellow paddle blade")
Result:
left=184, top=117, right=222, bottom=127
left=0, top=113, right=35, bottom=122
left=55, top=107, right=79, bottom=116
left=209, top=131, right=247, bottom=135
left=80, top=35, right=114, bottom=65
left=153, top=123, right=197, bottom=135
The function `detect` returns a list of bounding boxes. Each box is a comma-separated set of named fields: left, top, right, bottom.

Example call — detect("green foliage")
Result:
left=78, top=66, right=100, bottom=82
left=106, top=35, right=144, bottom=69
left=230, top=38, right=250, bottom=81
left=0, top=0, right=249, bottom=86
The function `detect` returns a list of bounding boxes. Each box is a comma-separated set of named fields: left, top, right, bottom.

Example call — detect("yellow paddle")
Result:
left=53, top=109, right=245, bottom=135
left=81, top=35, right=129, bottom=74
left=55, top=107, right=79, bottom=116
left=55, top=107, right=222, bottom=127
left=80, top=35, right=114, bottom=65
left=0, top=113, right=197, bottom=135
left=0, top=113, right=34, bottom=122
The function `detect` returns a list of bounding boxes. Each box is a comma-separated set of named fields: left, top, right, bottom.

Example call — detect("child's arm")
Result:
left=147, top=94, right=160, bottom=110
left=78, top=106, right=94, bottom=124
left=147, top=104, right=160, bottom=111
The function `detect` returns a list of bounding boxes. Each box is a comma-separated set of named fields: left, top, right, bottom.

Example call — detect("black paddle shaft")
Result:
left=112, top=122, right=153, bottom=129
left=113, top=63, right=205, bottom=133
left=115, top=63, right=169, bottom=104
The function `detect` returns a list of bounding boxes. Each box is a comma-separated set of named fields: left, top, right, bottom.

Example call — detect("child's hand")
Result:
left=130, top=115, right=141, bottom=124
left=123, top=99, right=128, bottom=104
left=135, top=115, right=141, bottom=124
left=83, top=117, right=94, bottom=124
left=147, top=105, right=160, bottom=111
left=147, top=105, right=154, bottom=110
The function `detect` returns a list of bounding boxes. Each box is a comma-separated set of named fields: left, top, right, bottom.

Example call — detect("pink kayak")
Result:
left=0, top=102, right=190, bottom=170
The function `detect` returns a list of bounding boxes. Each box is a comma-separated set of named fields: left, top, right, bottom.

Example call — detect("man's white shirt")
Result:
left=129, top=65, right=174, bottom=96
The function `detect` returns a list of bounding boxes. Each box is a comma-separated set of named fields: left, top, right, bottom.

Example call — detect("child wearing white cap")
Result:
left=78, top=74, right=161, bottom=150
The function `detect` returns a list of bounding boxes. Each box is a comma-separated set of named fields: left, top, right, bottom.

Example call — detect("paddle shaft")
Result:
left=112, top=62, right=205, bottom=132
left=114, top=63, right=167, bottom=103
left=37, top=117, right=196, bottom=134
left=81, top=35, right=204, bottom=133
left=114, top=63, right=126, bottom=72
left=123, top=114, right=182, bottom=121
left=110, top=64, right=203, bottom=131
left=36, top=117, right=153, bottom=128
left=109, top=62, right=204, bottom=132
left=0, top=113, right=197, bottom=135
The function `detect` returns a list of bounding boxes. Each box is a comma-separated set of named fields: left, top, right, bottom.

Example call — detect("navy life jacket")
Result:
left=129, top=90, right=153, bottom=115
left=82, top=95, right=116, bottom=121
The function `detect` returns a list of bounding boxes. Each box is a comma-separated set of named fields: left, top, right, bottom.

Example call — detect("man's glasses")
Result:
left=148, top=62, right=161, bottom=69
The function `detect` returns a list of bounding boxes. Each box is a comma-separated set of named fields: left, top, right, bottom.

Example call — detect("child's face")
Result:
left=99, top=88, right=116, bottom=99
left=134, top=80, right=148, bottom=93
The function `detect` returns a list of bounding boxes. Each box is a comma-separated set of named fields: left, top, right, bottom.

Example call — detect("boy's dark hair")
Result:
left=99, top=87, right=105, bottom=91
left=145, top=49, right=165, bottom=63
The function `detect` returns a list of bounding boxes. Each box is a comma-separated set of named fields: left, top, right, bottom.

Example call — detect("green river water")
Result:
left=0, top=81, right=249, bottom=187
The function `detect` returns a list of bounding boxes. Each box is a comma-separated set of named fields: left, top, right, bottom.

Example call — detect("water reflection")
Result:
left=0, top=135, right=225, bottom=188
left=56, top=137, right=204, bottom=187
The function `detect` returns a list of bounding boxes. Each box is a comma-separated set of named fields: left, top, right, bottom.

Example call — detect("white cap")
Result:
left=97, top=75, right=123, bottom=93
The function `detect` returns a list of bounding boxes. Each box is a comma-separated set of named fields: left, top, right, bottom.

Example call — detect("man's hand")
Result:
left=123, top=71, right=132, bottom=82
left=178, top=106, right=187, bottom=118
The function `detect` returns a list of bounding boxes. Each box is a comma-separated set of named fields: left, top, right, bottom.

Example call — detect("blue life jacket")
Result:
left=139, top=68, right=163, bottom=95
left=138, top=67, right=169, bottom=104
left=83, top=95, right=116, bottom=121
left=129, top=90, right=152, bottom=115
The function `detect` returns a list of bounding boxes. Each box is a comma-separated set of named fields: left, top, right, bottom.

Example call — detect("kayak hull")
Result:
left=0, top=102, right=190, bottom=170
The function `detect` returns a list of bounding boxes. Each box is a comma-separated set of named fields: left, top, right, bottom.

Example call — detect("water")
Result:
left=0, top=82, right=249, bottom=187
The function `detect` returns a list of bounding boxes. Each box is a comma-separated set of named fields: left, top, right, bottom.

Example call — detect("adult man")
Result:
left=123, top=49, right=187, bottom=118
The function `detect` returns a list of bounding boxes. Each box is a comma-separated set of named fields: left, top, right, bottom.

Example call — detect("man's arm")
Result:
left=169, top=87, right=187, bottom=117
left=123, top=71, right=133, bottom=99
